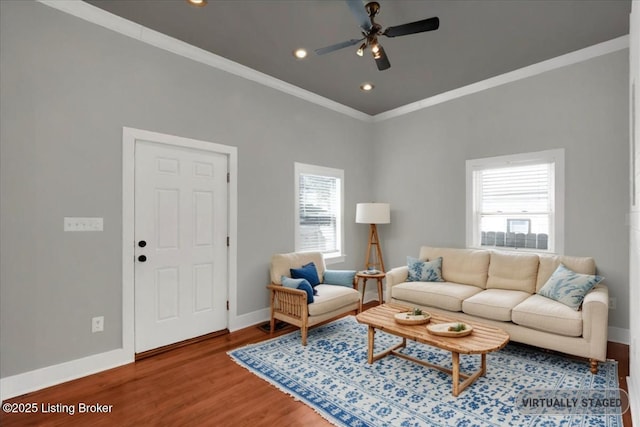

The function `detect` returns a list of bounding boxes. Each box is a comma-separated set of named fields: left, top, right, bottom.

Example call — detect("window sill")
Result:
left=324, top=254, right=346, bottom=265
left=470, top=245, right=558, bottom=256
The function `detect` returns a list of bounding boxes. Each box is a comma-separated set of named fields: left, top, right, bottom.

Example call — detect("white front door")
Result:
left=134, top=139, right=228, bottom=353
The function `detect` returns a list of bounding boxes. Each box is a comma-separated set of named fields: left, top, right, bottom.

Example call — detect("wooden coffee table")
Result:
left=356, top=304, right=509, bottom=397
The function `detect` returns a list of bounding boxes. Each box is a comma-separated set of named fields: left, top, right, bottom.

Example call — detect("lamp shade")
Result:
left=356, top=203, right=390, bottom=224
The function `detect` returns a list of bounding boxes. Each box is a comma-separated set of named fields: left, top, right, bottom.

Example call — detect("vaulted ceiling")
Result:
left=86, top=0, right=631, bottom=116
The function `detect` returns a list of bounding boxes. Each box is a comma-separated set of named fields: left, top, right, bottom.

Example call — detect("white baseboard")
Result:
left=628, top=375, right=640, bottom=426
left=0, top=308, right=270, bottom=402
left=608, top=326, right=631, bottom=344
left=0, top=348, right=133, bottom=402
left=229, top=308, right=270, bottom=332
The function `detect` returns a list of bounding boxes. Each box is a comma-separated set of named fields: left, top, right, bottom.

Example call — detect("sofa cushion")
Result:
left=407, top=257, right=444, bottom=282
left=486, top=251, right=539, bottom=293
left=418, top=247, right=490, bottom=288
left=538, top=264, right=604, bottom=310
left=462, top=289, right=531, bottom=322
left=512, top=294, right=583, bottom=337
left=307, top=284, right=360, bottom=316
left=323, top=270, right=357, bottom=287
left=536, top=254, right=596, bottom=292
left=392, top=281, right=483, bottom=312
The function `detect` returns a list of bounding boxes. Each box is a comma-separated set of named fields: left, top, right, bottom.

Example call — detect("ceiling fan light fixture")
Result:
left=313, top=1, right=440, bottom=72
left=186, top=0, right=207, bottom=7
left=360, top=82, right=374, bottom=92
left=293, top=48, right=308, bottom=59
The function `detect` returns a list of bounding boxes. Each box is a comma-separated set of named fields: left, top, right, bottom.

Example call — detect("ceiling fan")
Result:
left=314, top=0, right=440, bottom=71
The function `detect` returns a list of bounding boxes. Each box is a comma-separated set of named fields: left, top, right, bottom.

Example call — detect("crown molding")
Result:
left=37, top=0, right=373, bottom=123
left=39, top=1, right=628, bottom=124
left=373, top=35, right=629, bottom=122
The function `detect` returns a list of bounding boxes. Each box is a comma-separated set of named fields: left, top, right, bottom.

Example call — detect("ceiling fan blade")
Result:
left=383, top=17, right=439, bottom=38
left=374, top=45, right=390, bottom=71
left=346, top=0, right=372, bottom=32
left=314, top=38, right=364, bottom=55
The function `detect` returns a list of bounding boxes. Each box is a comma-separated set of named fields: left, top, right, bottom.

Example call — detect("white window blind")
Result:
left=294, top=163, right=344, bottom=260
left=466, top=149, right=564, bottom=253
left=479, top=163, right=552, bottom=214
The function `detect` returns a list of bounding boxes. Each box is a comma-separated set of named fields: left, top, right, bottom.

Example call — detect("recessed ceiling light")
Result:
left=186, top=0, right=207, bottom=7
left=293, top=48, right=308, bottom=59
left=360, top=83, right=375, bottom=92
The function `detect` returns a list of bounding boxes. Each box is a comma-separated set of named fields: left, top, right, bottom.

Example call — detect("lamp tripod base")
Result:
left=364, top=224, right=385, bottom=273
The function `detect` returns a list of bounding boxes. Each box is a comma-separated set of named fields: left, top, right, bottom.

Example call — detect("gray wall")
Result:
left=0, top=1, right=372, bottom=377
left=0, top=1, right=630, bottom=380
left=372, top=49, right=630, bottom=330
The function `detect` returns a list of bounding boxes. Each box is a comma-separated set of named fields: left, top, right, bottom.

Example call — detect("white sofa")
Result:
left=386, top=246, right=609, bottom=373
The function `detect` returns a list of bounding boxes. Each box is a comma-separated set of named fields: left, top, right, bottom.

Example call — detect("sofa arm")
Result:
left=386, top=266, right=409, bottom=295
left=581, top=284, right=609, bottom=361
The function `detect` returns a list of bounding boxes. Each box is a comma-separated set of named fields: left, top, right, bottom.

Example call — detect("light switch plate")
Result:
left=64, top=217, right=104, bottom=232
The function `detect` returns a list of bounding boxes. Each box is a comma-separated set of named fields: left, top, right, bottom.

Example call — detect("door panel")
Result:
left=135, top=140, right=228, bottom=353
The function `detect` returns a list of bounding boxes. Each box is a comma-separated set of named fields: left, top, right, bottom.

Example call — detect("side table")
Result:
left=355, top=271, right=385, bottom=304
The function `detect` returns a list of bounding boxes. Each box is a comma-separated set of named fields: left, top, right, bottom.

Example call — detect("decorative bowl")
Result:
left=427, top=322, right=473, bottom=337
left=394, top=312, right=431, bottom=325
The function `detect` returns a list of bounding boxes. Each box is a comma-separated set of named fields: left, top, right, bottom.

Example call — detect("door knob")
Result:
left=138, top=240, right=147, bottom=248
left=138, top=255, right=147, bottom=262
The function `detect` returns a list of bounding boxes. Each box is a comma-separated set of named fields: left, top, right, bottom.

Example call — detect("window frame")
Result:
left=465, top=149, right=565, bottom=254
left=294, top=162, right=345, bottom=264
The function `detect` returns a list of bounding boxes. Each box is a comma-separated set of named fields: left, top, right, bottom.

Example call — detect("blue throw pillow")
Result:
left=281, top=276, right=305, bottom=288
left=407, top=256, right=444, bottom=282
left=281, top=275, right=314, bottom=303
left=296, top=281, right=315, bottom=304
left=324, top=270, right=357, bottom=287
left=538, top=264, right=603, bottom=310
left=290, top=262, right=321, bottom=287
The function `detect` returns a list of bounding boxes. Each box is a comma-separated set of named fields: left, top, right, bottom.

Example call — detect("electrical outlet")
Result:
left=608, top=297, right=616, bottom=310
left=92, top=316, right=104, bottom=333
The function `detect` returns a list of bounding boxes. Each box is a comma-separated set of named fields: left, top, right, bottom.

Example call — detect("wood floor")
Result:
left=1, top=302, right=632, bottom=426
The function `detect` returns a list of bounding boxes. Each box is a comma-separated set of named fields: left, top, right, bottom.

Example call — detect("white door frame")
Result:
left=122, top=127, right=237, bottom=358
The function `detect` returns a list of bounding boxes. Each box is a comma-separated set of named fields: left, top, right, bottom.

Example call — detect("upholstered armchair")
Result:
left=267, top=252, right=362, bottom=345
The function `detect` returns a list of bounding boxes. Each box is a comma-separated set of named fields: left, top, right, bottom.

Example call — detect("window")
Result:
left=294, top=162, right=344, bottom=262
left=466, top=149, right=564, bottom=253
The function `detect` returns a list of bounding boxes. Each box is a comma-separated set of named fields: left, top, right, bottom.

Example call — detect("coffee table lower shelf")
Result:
left=366, top=329, right=489, bottom=397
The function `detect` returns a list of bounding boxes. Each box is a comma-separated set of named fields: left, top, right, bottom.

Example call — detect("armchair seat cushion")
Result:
left=308, top=284, right=361, bottom=316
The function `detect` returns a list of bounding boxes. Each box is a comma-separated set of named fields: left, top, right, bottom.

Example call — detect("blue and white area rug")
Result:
left=228, top=316, right=623, bottom=427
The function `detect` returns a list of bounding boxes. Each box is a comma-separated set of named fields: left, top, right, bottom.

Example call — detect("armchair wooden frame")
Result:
left=267, top=283, right=361, bottom=346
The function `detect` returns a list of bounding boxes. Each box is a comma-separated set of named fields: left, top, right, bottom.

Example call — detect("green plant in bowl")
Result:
left=448, top=323, right=466, bottom=332
left=411, top=308, right=423, bottom=316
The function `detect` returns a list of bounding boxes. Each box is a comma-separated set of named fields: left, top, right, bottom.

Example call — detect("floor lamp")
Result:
left=356, top=203, right=390, bottom=273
